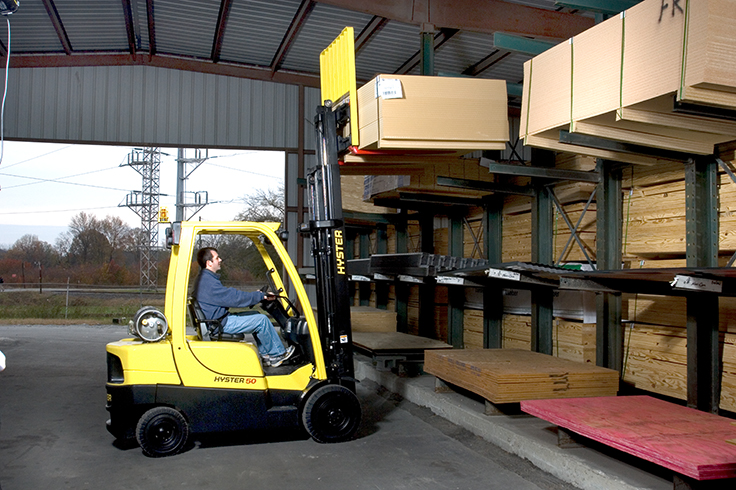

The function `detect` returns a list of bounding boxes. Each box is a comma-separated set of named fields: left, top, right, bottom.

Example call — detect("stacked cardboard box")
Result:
left=357, top=75, right=509, bottom=151
left=520, top=0, right=736, bottom=160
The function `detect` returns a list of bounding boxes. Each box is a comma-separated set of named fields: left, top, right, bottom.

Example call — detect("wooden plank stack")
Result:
left=424, top=348, right=619, bottom=404
left=520, top=0, right=736, bottom=161
left=522, top=396, right=736, bottom=481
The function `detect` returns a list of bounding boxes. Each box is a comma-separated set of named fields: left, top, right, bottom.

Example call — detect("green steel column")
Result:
left=531, top=149, right=555, bottom=355
left=395, top=213, right=408, bottom=333
left=484, top=194, right=504, bottom=349
left=420, top=29, right=434, bottom=76
left=359, top=232, right=371, bottom=306
left=419, top=214, right=435, bottom=339
left=375, top=225, right=389, bottom=310
left=448, top=213, right=465, bottom=348
left=685, top=156, right=720, bottom=413
left=595, top=160, right=623, bottom=371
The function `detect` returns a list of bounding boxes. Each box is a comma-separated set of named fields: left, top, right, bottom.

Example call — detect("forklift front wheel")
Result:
left=136, top=406, right=190, bottom=457
left=302, top=384, right=361, bottom=443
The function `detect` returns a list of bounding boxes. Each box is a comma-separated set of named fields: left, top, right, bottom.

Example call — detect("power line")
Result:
left=0, top=144, right=75, bottom=170
left=202, top=160, right=284, bottom=180
left=0, top=204, right=123, bottom=216
left=0, top=165, right=130, bottom=191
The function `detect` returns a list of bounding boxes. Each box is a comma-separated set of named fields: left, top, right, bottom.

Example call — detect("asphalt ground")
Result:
left=0, top=324, right=575, bottom=490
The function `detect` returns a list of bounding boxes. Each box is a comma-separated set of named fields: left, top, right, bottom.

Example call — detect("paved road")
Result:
left=0, top=324, right=574, bottom=490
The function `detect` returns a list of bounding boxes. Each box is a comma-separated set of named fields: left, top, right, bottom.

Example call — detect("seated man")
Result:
left=192, top=246, right=295, bottom=367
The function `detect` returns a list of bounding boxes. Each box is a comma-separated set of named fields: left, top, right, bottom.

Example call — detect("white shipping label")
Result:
left=375, top=77, right=403, bottom=100
left=670, top=275, right=722, bottom=293
left=486, top=268, right=521, bottom=281
left=436, top=276, right=465, bottom=286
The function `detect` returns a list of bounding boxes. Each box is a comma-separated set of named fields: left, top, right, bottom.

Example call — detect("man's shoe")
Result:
left=269, top=345, right=295, bottom=367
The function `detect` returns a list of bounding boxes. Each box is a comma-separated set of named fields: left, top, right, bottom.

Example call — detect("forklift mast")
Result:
left=301, top=101, right=355, bottom=388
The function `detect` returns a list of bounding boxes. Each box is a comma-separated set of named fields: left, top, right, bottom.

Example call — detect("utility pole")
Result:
left=176, top=148, right=209, bottom=221
left=123, top=148, right=161, bottom=291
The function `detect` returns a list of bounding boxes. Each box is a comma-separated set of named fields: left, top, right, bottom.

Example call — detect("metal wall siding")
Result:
left=4, top=66, right=301, bottom=149
left=303, top=86, right=320, bottom=152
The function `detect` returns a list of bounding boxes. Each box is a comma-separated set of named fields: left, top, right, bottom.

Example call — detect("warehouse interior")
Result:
left=5, top=0, right=736, bottom=487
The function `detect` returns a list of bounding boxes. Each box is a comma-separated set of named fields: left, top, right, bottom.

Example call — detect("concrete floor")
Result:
left=0, top=324, right=577, bottom=490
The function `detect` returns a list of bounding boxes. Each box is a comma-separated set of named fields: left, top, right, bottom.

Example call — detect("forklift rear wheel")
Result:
left=302, top=384, right=361, bottom=443
left=136, top=406, right=189, bottom=457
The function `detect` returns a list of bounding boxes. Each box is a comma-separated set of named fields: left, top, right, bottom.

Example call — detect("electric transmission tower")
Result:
left=123, top=148, right=162, bottom=291
left=176, top=148, right=209, bottom=221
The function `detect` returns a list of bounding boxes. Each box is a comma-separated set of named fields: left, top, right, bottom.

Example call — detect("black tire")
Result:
left=302, top=384, right=361, bottom=443
left=136, top=406, right=189, bottom=457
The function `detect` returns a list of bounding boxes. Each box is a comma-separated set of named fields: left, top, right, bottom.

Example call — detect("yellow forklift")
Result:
left=105, top=29, right=361, bottom=457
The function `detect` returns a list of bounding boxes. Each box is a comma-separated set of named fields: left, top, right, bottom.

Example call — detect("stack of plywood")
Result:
left=363, top=158, right=496, bottom=202
left=349, top=306, right=397, bottom=333
left=424, top=348, right=619, bottom=404
left=520, top=0, right=736, bottom=161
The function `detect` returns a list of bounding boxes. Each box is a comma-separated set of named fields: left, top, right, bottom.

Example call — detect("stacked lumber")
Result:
left=424, top=348, right=618, bottom=404
left=622, top=294, right=736, bottom=411
left=500, top=314, right=596, bottom=364
left=521, top=396, right=736, bottom=481
left=520, top=0, right=736, bottom=160
left=349, top=306, right=397, bottom=333
left=362, top=158, right=496, bottom=202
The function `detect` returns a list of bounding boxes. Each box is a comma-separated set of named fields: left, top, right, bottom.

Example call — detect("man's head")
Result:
left=197, top=247, right=222, bottom=273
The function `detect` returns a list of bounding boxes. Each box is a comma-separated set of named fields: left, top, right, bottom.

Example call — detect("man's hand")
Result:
left=263, top=292, right=277, bottom=302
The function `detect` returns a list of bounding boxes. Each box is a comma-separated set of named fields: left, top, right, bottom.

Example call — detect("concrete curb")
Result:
left=354, top=356, right=669, bottom=490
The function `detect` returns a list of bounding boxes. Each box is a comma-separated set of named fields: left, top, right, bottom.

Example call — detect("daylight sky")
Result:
left=0, top=141, right=285, bottom=248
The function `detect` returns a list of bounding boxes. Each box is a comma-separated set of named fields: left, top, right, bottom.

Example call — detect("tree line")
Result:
left=0, top=188, right=285, bottom=287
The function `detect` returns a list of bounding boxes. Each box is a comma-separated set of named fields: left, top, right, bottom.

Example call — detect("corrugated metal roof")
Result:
left=58, top=0, right=130, bottom=52
left=0, top=0, right=605, bottom=99
left=279, top=3, right=373, bottom=75
left=154, top=0, right=221, bottom=58
left=355, top=20, right=419, bottom=81
left=219, top=0, right=303, bottom=67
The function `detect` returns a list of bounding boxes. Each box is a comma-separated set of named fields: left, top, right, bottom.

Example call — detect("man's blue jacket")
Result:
left=192, top=269, right=263, bottom=326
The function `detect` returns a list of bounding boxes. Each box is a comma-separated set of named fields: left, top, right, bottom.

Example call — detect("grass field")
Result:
left=0, top=289, right=165, bottom=324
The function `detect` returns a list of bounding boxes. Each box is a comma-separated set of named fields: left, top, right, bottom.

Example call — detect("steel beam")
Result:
left=41, top=0, right=72, bottom=55
left=271, top=0, right=316, bottom=72
left=355, top=16, right=390, bottom=54
left=10, top=54, right=322, bottom=88
left=447, top=214, right=465, bottom=348
left=531, top=149, right=555, bottom=355
left=395, top=213, right=408, bottom=333
left=316, top=0, right=593, bottom=39
left=685, top=156, right=721, bottom=413
left=595, top=160, right=623, bottom=371
left=484, top=195, right=504, bottom=349
left=211, top=0, right=235, bottom=63
left=483, top=160, right=599, bottom=183
left=492, top=32, right=557, bottom=56
left=554, top=0, right=639, bottom=15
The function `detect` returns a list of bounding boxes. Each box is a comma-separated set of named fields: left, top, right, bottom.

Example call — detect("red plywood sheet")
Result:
left=521, top=396, right=736, bottom=480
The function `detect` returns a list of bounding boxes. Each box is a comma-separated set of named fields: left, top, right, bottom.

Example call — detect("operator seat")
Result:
left=188, top=298, right=245, bottom=342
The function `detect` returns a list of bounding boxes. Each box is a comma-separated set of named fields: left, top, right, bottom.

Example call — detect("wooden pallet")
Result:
left=423, top=348, right=619, bottom=404
left=521, top=396, right=736, bottom=482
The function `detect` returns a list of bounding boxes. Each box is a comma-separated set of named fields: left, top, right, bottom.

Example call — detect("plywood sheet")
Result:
left=683, top=0, right=736, bottom=94
left=424, top=348, right=618, bottom=404
left=351, top=332, right=451, bottom=353
left=521, top=396, right=736, bottom=480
